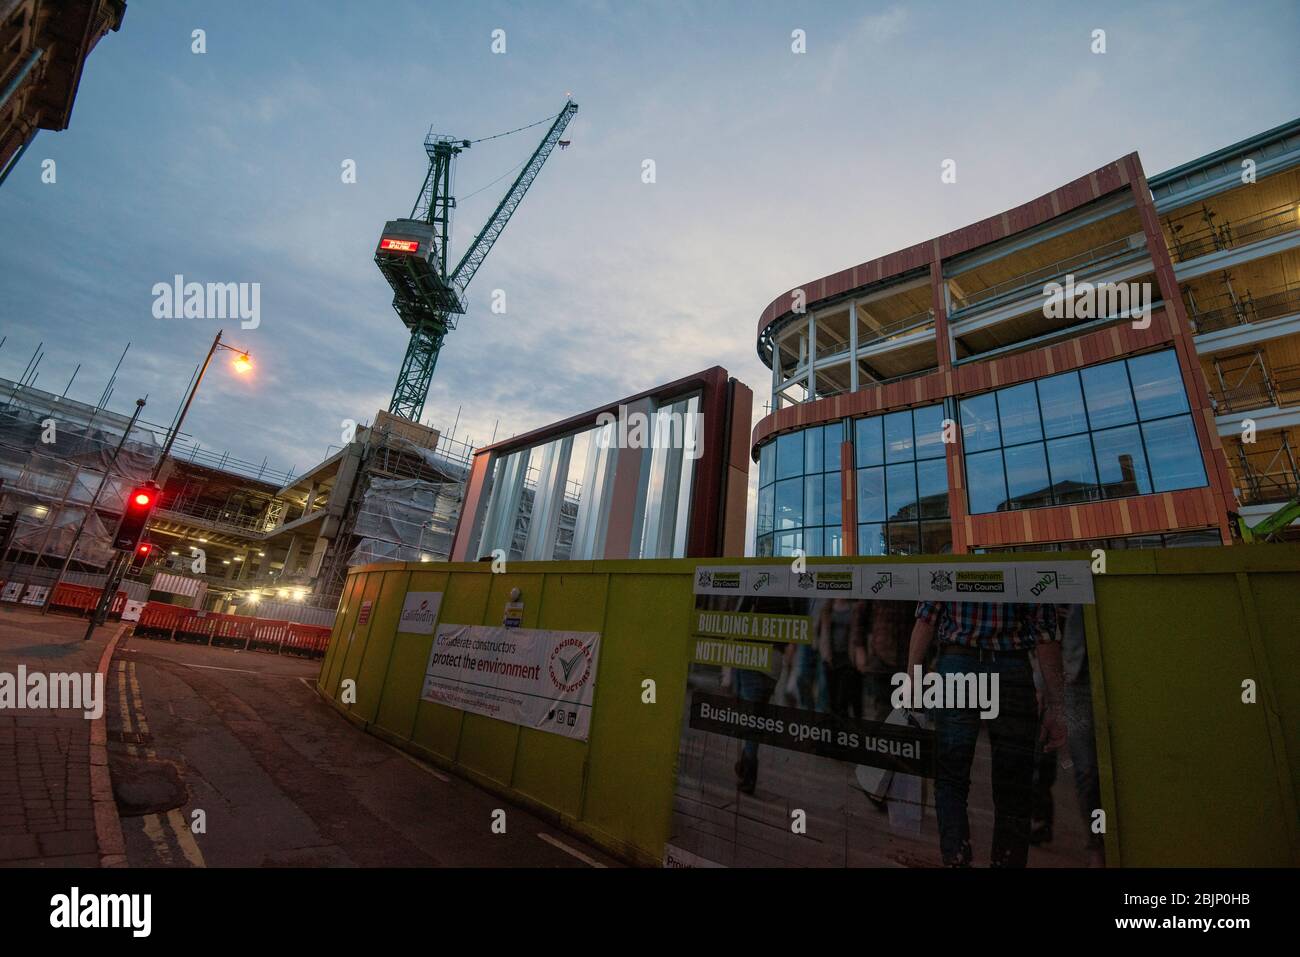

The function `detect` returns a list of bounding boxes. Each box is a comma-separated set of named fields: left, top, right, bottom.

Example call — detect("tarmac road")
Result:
left=107, top=632, right=619, bottom=868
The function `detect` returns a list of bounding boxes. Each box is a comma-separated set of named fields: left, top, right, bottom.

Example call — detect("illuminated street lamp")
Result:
left=152, top=329, right=255, bottom=482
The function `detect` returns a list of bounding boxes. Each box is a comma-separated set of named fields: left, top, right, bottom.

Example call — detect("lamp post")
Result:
left=83, top=331, right=253, bottom=640
left=153, top=329, right=253, bottom=481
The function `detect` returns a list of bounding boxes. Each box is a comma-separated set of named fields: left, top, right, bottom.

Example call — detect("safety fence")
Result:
left=133, top=600, right=330, bottom=657
left=319, top=547, right=1300, bottom=868
left=0, top=579, right=127, bottom=616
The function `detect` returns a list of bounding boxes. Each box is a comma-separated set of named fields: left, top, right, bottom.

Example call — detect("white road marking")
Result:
left=537, top=832, right=606, bottom=868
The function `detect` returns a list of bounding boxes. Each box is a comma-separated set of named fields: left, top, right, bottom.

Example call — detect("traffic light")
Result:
left=130, top=541, right=153, bottom=572
left=112, top=481, right=160, bottom=551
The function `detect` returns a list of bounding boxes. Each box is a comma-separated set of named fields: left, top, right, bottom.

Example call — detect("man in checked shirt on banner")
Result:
left=906, top=600, right=1067, bottom=867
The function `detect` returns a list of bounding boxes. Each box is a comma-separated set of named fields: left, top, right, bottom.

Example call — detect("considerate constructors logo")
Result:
left=548, top=638, right=593, bottom=694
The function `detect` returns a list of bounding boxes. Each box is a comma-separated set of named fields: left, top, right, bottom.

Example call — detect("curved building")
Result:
left=752, top=119, right=1300, bottom=556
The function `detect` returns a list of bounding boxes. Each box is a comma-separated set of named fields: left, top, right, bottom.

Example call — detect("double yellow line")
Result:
left=115, top=661, right=206, bottom=868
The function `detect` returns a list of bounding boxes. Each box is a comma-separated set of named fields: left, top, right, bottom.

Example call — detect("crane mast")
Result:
left=374, top=100, right=578, bottom=421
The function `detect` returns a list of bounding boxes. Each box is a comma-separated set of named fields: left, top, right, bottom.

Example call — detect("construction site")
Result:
left=0, top=99, right=589, bottom=620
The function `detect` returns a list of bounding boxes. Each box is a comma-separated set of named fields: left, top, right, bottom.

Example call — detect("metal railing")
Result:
left=1210, top=363, right=1300, bottom=414
left=1187, top=281, right=1300, bottom=335
left=153, top=498, right=285, bottom=536
left=1169, top=202, right=1300, bottom=264
left=856, top=309, right=935, bottom=350
left=1232, top=435, right=1300, bottom=507
left=949, top=234, right=1147, bottom=312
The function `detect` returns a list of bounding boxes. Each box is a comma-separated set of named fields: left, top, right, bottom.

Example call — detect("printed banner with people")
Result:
left=668, top=562, right=1104, bottom=868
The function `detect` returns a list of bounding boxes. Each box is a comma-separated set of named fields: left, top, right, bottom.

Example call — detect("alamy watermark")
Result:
left=891, top=665, right=999, bottom=719
left=0, top=667, right=103, bottom=720
left=1043, top=274, right=1151, bottom=329
left=594, top=404, right=703, bottom=460
left=151, top=274, right=260, bottom=329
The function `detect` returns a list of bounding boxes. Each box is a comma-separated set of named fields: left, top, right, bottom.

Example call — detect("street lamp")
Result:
left=85, top=330, right=255, bottom=640
left=153, top=329, right=255, bottom=481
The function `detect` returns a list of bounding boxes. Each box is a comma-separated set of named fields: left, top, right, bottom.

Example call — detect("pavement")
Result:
left=108, top=630, right=620, bottom=867
left=0, top=605, right=116, bottom=866
left=1, top=605, right=620, bottom=868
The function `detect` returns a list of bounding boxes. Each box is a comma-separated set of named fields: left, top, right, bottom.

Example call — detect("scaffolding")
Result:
left=0, top=376, right=161, bottom=582
left=313, top=419, right=477, bottom=600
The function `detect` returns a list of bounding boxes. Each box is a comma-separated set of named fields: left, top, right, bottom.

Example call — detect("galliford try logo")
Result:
left=1042, top=273, right=1152, bottom=329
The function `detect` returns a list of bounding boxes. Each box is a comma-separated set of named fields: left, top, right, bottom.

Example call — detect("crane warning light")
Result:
left=379, top=238, right=420, bottom=253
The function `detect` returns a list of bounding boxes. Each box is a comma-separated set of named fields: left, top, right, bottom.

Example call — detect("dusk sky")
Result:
left=2, top=0, right=1298, bottom=493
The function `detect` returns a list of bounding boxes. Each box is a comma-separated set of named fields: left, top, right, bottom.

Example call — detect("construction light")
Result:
left=232, top=352, right=253, bottom=374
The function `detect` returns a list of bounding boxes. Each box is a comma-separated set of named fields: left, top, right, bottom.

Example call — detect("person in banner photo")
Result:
left=906, top=600, right=1067, bottom=868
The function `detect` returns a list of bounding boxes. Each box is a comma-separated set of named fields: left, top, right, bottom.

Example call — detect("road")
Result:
left=107, top=632, right=619, bottom=868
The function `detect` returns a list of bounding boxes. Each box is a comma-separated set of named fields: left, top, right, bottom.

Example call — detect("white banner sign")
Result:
left=399, top=591, right=443, bottom=635
left=694, top=561, right=1095, bottom=604
left=421, top=624, right=601, bottom=740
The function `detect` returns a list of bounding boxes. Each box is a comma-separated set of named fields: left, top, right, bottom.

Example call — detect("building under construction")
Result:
left=0, top=368, right=475, bottom=618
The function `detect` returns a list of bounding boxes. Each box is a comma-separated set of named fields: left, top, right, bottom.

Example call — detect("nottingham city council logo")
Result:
left=549, top=638, right=593, bottom=694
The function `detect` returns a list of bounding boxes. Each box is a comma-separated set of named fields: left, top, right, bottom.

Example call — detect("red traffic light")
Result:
left=133, top=492, right=152, bottom=507
left=137, top=543, right=152, bottom=555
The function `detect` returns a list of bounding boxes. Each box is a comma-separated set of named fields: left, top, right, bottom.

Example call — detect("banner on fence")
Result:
left=420, top=624, right=601, bottom=740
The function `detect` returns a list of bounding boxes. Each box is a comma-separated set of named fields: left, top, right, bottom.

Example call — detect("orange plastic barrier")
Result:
left=43, top=583, right=128, bottom=617
left=131, top=601, right=329, bottom=658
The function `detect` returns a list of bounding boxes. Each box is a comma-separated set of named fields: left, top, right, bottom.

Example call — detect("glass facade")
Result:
left=756, top=421, right=844, bottom=557
left=855, top=403, right=951, bottom=555
left=958, top=349, right=1207, bottom=514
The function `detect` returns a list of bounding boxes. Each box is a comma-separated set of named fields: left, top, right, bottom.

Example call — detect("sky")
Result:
left=2, top=0, right=1298, bottom=514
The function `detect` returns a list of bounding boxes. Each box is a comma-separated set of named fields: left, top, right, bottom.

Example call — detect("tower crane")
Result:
left=375, top=99, right=579, bottom=421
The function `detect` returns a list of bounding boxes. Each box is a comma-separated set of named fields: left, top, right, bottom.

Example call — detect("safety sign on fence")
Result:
left=420, top=624, right=601, bottom=740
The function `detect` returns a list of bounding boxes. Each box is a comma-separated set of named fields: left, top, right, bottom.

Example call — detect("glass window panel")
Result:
left=756, top=533, right=774, bottom=557
left=802, top=526, right=823, bottom=557
left=884, top=410, right=915, bottom=462
left=856, top=466, right=886, bottom=523
left=759, top=440, right=775, bottom=487
left=775, top=477, right=802, bottom=530
left=1080, top=362, right=1137, bottom=429
left=1046, top=434, right=1099, bottom=504
left=757, top=484, right=775, bottom=536
left=804, top=474, right=824, bottom=527
left=857, top=523, right=886, bottom=556
left=804, top=425, right=824, bottom=476
left=959, top=393, right=1000, bottom=452
left=887, top=522, right=921, bottom=555
left=996, top=382, right=1043, bottom=446
left=776, top=430, right=804, bottom=480
left=824, top=526, right=844, bottom=557
left=822, top=420, right=844, bottom=472
left=774, top=530, right=802, bottom=557
left=1091, top=425, right=1152, bottom=497
left=1003, top=442, right=1053, bottom=509
left=965, top=450, right=1008, bottom=514
left=920, top=520, right=953, bottom=555
left=1141, top=416, right=1208, bottom=492
left=1128, top=349, right=1189, bottom=420
left=916, top=458, right=949, bottom=519
left=913, top=403, right=948, bottom=459
left=855, top=416, right=884, bottom=468
left=885, top=462, right=918, bottom=522
left=1037, top=372, right=1089, bottom=437
left=823, top=472, right=842, bottom=528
